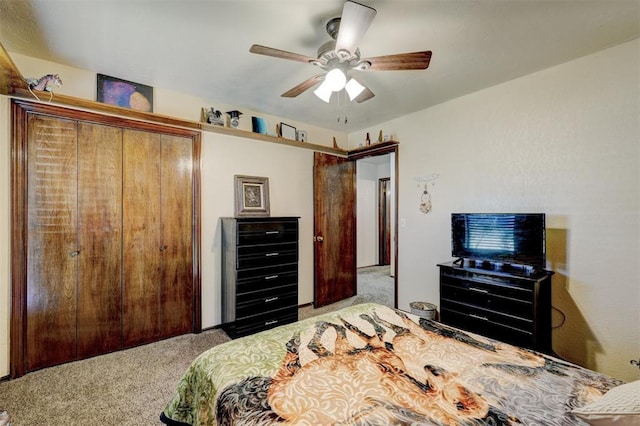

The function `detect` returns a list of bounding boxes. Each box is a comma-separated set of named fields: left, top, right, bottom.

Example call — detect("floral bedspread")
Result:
left=161, top=303, right=622, bottom=425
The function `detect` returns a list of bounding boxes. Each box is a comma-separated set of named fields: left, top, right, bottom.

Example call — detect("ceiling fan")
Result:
left=249, top=0, right=432, bottom=104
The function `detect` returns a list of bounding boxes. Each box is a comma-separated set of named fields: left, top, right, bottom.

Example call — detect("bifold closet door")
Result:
left=26, top=115, right=79, bottom=371
left=122, top=129, right=162, bottom=346
left=122, top=130, right=194, bottom=345
left=76, top=122, right=123, bottom=358
left=160, top=135, right=194, bottom=337
left=25, top=117, right=123, bottom=370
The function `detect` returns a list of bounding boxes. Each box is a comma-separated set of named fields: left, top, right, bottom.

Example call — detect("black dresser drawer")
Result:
left=237, top=221, right=298, bottom=245
left=237, top=267, right=297, bottom=294
left=440, top=283, right=533, bottom=319
left=229, top=306, right=298, bottom=337
left=441, top=307, right=533, bottom=349
left=236, top=288, right=298, bottom=319
left=237, top=242, right=298, bottom=269
left=441, top=272, right=534, bottom=296
left=440, top=298, right=533, bottom=332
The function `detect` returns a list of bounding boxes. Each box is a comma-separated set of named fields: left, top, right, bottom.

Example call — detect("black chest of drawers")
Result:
left=221, top=217, right=299, bottom=338
left=438, top=262, right=553, bottom=353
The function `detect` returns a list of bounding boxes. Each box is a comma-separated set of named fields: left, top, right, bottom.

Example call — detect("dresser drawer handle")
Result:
left=469, top=287, right=489, bottom=294
left=265, top=231, right=280, bottom=235
left=265, top=296, right=279, bottom=303
left=265, top=252, right=279, bottom=257
left=470, top=313, right=489, bottom=321
left=265, top=275, right=279, bottom=280
left=265, top=320, right=278, bottom=326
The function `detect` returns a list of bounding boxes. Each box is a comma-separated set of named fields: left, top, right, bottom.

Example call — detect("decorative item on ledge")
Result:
left=296, top=129, right=307, bottom=142
left=96, top=73, right=153, bottom=112
left=234, top=175, right=270, bottom=217
left=280, top=122, right=296, bottom=140
left=252, top=116, right=269, bottom=134
left=25, top=73, right=62, bottom=102
left=202, top=107, right=225, bottom=126
left=226, top=110, right=242, bottom=128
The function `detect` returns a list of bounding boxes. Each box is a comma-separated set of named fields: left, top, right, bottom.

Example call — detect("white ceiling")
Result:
left=1, top=0, right=638, bottom=132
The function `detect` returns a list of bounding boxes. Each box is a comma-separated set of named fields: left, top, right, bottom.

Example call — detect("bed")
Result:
left=160, top=303, right=629, bottom=425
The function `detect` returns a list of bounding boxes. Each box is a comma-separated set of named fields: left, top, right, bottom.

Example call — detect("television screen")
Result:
left=451, top=213, right=546, bottom=267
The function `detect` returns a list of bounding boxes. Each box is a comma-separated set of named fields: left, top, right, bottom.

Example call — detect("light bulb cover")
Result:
left=314, top=81, right=333, bottom=103
left=345, top=78, right=365, bottom=101
left=324, top=68, right=347, bottom=92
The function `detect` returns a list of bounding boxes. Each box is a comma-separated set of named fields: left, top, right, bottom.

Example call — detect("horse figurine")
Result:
left=25, top=74, right=63, bottom=101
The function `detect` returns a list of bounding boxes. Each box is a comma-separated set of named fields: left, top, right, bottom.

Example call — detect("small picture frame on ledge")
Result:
left=234, top=175, right=270, bottom=217
left=279, top=122, right=296, bottom=140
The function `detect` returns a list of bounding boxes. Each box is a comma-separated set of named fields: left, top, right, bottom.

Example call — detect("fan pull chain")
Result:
left=335, top=90, right=348, bottom=125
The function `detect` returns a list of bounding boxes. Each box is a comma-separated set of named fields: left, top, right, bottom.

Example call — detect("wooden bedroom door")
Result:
left=313, top=152, right=356, bottom=307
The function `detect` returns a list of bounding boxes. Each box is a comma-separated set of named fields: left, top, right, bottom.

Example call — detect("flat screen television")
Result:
left=451, top=213, right=546, bottom=268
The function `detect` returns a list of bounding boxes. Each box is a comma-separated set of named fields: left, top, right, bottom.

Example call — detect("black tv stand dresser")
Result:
left=438, top=260, right=553, bottom=353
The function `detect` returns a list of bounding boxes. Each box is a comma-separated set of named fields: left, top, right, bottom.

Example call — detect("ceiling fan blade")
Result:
left=335, top=1, right=377, bottom=55
left=281, top=74, right=325, bottom=97
left=354, top=85, right=375, bottom=103
left=250, top=44, right=316, bottom=64
left=364, top=51, right=432, bottom=71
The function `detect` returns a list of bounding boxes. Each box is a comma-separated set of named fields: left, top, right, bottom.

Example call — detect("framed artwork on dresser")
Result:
left=234, top=175, right=270, bottom=217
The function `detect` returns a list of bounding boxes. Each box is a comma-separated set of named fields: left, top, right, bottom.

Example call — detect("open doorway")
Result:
left=310, top=143, right=398, bottom=317
left=356, top=153, right=395, bottom=307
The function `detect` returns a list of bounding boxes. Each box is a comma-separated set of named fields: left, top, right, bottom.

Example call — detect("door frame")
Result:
left=378, top=177, right=391, bottom=266
left=347, top=141, right=399, bottom=307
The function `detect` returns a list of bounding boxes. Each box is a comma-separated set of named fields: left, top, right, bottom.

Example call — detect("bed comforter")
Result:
left=161, top=303, right=622, bottom=425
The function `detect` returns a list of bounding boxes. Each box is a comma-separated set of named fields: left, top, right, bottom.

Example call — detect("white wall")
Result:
left=350, top=39, right=639, bottom=382
left=200, top=134, right=315, bottom=328
left=356, top=159, right=392, bottom=267
left=356, top=165, right=377, bottom=267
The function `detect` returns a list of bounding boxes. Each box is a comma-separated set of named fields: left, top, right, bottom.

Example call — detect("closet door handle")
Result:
left=70, top=250, right=80, bottom=257
left=160, top=245, right=168, bottom=251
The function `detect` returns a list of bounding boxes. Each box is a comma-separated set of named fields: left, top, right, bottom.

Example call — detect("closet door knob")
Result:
left=70, top=250, right=80, bottom=257
left=160, top=245, right=168, bottom=251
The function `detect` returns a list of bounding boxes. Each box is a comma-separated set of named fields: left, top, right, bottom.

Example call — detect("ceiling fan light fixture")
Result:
left=314, top=82, right=333, bottom=102
left=345, top=78, right=365, bottom=101
left=324, top=68, right=347, bottom=91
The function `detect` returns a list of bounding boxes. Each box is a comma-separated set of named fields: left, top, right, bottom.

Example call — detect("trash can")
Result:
left=409, top=302, right=437, bottom=320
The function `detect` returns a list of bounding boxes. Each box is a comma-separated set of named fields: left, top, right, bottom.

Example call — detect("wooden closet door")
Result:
left=122, top=129, right=162, bottom=346
left=160, top=135, right=194, bottom=336
left=26, top=115, right=78, bottom=371
left=76, top=122, right=123, bottom=357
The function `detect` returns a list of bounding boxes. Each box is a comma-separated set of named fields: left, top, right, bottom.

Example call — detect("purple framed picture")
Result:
left=96, top=73, right=153, bottom=112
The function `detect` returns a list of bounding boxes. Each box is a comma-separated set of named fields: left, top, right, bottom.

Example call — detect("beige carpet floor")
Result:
left=0, top=265, right=394, bottom=425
